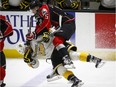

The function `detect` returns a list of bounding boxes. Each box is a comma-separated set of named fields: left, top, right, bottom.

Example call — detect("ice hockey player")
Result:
left=23, top=1, right=104, bottom=87
left=23, top=0, right=84, bottom=87
left=0, top=15, right=13, bottom=87
left=25, top=0, right=76, bottom=68
left=46, top=40, right=105, bottom=83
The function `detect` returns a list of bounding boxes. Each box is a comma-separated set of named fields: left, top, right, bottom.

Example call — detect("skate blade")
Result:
left=78, top=82, right=84, bottom=87
left=96, top=62, right=105, bottom=68
left=72, top=82, right=84, bottom=87
left=47, top=75, right=62, bottom=82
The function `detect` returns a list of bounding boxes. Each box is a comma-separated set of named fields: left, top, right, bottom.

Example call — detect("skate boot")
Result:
left=89, top=55, right=105, bottom=68
left=64, top=61, right=76, bottom=69
left=63, top=55, right=75, bottom=69
left=68, top=75, right=84, bottom=87
left=0, top=83, right=6, bottom=87
left=63, top=55, right=76, bottom=69
left=46, top=71, right=62, bottom=82
left=72, top=80, right=84, bottom=87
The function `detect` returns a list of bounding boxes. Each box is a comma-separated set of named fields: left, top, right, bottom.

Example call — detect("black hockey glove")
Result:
left=24, top=47, right=33, bottom=63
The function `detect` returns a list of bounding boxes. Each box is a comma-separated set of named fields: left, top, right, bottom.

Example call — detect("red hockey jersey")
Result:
left=0, top=15, right=13, bottom=52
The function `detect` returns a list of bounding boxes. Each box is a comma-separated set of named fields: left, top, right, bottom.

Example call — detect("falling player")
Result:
left=0, top=15, right=13, bottom=87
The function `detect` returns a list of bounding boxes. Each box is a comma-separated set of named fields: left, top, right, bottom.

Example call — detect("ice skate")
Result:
left=69, top=75, right=84, bottom=87
left=63, top=55, right=76, bottom=69
left=95, top=58, right=105, bottom=68
left=71, top=80, right=84, bottom=87
left=0, top=83, right=6, bottom=87
left=46, top=72, right=62, bottom=82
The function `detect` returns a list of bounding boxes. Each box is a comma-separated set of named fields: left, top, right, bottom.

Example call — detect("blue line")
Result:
left=21, top=67, right=52, bottom=87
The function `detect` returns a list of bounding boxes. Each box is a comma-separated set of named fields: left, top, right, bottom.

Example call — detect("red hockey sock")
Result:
left=0, top=67, right=6, bottom=80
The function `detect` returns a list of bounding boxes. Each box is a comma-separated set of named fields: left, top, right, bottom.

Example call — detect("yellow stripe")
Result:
left=25, top=49, right=30, bottom=58
left=3, top=49, right=116, bottom=61
left=3, top=49, right=23, bottom=58
left=63, top=70, right=74, bottom=79
left=79, top=52, right=89, bottom=62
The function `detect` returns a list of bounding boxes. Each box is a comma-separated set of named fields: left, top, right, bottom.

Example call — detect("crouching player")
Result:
left=23, top=27, right=104, bottom=87
left=0, top=15, right=13, bottom=87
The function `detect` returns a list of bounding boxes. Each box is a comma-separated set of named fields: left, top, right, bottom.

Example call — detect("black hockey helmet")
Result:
left=29, top=0, right=43, bottom=9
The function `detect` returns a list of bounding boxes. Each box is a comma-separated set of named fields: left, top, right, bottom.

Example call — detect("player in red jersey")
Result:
left=25, top=0, right=76, bottom=67
left=23, top=0, right=85, bottom=87
left=23, top=0, right=104, bottom=87
left=0, top=15, right=13, bottom=87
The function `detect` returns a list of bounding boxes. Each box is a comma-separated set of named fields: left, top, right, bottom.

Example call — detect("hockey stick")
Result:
left=28, top=15, right=34, bottom=34
left=16, top=15, right=34, bottom=54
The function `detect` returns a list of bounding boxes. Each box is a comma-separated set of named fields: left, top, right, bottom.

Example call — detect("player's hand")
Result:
left=26, top=32, right=36, bottom=41
left=42, top=32, right=50, bottom=43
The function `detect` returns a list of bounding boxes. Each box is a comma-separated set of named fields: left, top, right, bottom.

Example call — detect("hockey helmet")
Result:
left=29, top=0, right=43, bottom=9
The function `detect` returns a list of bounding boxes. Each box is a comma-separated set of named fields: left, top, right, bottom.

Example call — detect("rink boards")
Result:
left=1, top=11, right=115, bottom=60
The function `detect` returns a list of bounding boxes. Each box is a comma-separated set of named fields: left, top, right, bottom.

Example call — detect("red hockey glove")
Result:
left=26, top=32, right=36, bottom=41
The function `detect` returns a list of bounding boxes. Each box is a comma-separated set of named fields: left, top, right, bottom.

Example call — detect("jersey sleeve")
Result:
left=0, top=18, right=13, bottom=38
left=35, top=5, right=51, bottom=34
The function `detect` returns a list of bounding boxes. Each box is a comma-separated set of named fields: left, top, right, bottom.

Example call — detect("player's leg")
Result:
left=53, top=21, right=75, bottom=66
left=78, top=52, right=105, bottom=68
left=53, top=36, right=74, bottom=66
left=47, top=49, right=84, bottom=87
left=69, top=51, right=105, bottom=68
left=50, top=64, right=84, bottom=87
left=64, top=41, right=105, bottom=68
left=0, top=51, right=6, bottom=87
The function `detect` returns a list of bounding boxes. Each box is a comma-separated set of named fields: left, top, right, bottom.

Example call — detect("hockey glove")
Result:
left=24, top=47, right=33, bottom=63
left=42, top=32, right=50, bottom=43
left=26, top=32, right=36, bottom=41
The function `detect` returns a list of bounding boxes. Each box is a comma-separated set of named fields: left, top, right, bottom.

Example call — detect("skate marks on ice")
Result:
left=5, top=59, right=116, bottom=87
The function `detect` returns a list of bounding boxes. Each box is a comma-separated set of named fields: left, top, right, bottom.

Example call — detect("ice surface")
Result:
left=5, top=59, right=116, bottom=87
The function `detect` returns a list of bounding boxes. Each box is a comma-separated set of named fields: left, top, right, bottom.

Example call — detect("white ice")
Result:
left=5, top=59, right=116, bottom=87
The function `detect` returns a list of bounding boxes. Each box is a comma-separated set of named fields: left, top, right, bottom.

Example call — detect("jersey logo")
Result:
left=41, top=8, right=49, bottom=19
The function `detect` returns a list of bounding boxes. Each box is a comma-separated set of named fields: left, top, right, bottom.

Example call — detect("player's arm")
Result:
left=0, top=17, right=13, bottom=39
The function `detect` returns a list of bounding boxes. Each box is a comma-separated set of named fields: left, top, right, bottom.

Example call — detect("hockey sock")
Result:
left=0, top=67, right=6, bottom=80
left=79, top=52, right=89, bottom=62
left=63, top=70, right=74, bottom=80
